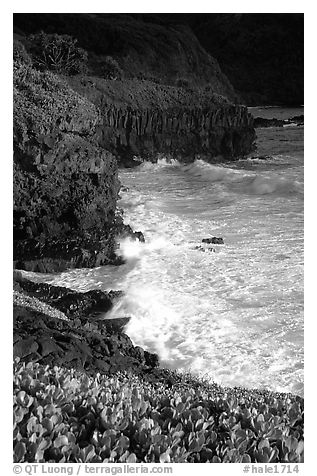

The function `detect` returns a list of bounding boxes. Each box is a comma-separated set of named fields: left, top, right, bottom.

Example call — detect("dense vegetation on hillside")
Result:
left=13, top=13, right=236, bottom=101
left=14, top=13, right=303, bottom=106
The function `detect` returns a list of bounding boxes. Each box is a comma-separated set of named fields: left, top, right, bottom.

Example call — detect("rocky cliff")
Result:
left=159, top=13, right=304, bottom=106
left=13, top=21, right=256, bottom=273
left=69, top=78, right=255, bottom=166
left=13, top=61, right=127, bottom=272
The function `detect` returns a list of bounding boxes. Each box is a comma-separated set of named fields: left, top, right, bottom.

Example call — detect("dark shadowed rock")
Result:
left=79, top=80, right=256, bottom=166
left=144, top=351, right=160, bottom=368
left=103, top=317, right=130, bottom=334
left=289, top=114, right=304, bottom=125
left=13, top=302, right=160, bottom=376
left=14, top=337, right=39, bottom=359
left=254, top=117, right=285, bottom=128
left=16, top=278, right=115, bottom=320
left=195, top=245, right=216, bottom=253
left=13, top=277, right=161, bottom=376
left=13, top=62, right=124, bottom=271
left=134, top=231, right=145, bottom=243
left=202, top=237, right=224, bottom=244
left=254, top=115, right=304, bottom=129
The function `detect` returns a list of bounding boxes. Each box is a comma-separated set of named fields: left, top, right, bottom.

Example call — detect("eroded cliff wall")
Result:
left=13, top=62, right=123, bottom=272
left=69, top=78, right=255, bottom=166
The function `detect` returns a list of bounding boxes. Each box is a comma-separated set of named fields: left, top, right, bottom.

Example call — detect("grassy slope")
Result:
left=67, top=76, right=231, bottom=111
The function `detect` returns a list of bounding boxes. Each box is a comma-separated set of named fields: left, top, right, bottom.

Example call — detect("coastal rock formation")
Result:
left=13, top=19, right=256, bottom=271
left=14, top=278, right=160, bottom=375
left=98, top=104, right=255, bottom=165
left=254, top=115, right=304, bottom=128
left=70, top=78, right=255, bottom=166
left=202, top=237, right=224, bottom=244
left=13, top=62, right=128, bottom=272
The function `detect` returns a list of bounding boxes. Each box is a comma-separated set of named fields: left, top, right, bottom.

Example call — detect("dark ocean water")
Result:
left=24, top=107, right=304, bottom=395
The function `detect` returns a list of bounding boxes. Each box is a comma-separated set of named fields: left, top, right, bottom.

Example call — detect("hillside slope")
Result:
left=13, top=13, right=238, bottom=101
left=138, top=13, right=304, bottom=106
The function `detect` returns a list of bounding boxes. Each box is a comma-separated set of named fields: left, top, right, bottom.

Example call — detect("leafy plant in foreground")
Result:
left=13, top=360, right=304, bottom=463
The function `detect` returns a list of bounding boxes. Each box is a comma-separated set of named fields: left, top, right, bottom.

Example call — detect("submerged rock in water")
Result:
left=254, top=115, right=304, bottom=129
left=248, top=155, right=272, bottom=161
left=134, top=231, right=145, bottom=243
left=202, top=237, right=224, bottom=244
left=289, top=114, right=304, bottom=125
left=195, top=245, right=216, bottom=253
left=254, top=117, right=285, bottom=128
left=116, top=222, right=145, bottom=243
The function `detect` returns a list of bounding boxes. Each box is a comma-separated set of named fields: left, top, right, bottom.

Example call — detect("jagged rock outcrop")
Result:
left=13, top=62, right=128, bottom=272
left=70, top=78, right=255, bottom=166
left=254, top=115, right=304, bottom=128
left=14, top=278, right=159, bottom=375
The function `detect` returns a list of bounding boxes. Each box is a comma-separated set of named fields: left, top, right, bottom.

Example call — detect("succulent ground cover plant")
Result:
left=13, top=359, right=304, bottom=463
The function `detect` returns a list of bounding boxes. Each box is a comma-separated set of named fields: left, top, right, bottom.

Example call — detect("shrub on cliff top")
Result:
left=13, top=40, right=32, bottom=66
left=13, top=360, right=304, bottom=463
left=175, top=77, right=191, bottom=89
left=101, top=56, right=124, bottom=80
left=13, top=60, right=99, bottom=141
left=28, top=32, right=88, bottom=76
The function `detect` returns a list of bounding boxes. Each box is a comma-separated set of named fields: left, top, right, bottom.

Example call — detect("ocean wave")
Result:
left=244, top=174, right=302, bottom=195
left=180, top=160, right=302, bottom=196
left=139, top=157, right=181, bottom=170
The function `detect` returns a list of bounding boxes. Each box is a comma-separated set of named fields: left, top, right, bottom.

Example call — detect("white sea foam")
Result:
left=23, top=118, right=304, bottom=395
left=115, top=131, right=303, bottom=394
left=139, top=157, right=181, bottom=170
left=180, top=159, right=302, bottom=196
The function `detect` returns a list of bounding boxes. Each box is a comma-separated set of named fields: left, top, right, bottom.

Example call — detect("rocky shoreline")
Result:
left=13, top=272, right=304, bottom=464
left=13, top=272, right=163, bottom=377
left=254, top=114, right=304, bottom=128
left=13, top=14, right=304, bottom=464
left=13, top=60, right=255, bottom=272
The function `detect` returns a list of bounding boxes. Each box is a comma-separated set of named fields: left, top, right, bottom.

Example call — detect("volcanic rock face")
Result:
left=13, top=62, right=255, bottom=271
left=13, top=278, right=160, bottom=375
left=254, top=115, right=304, bottom=128
left=13, top=63, right=122, bottom=272
left=70, top=79, right=256, bottom=166
left=98, top=104, right=255, bottom=165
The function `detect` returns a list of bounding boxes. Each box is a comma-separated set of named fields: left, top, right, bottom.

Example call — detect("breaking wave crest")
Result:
left=181, top=160, right=302, bottom=196
left=139, top=157, right=181, bottom=170
left=134, top=158, right=302, bottom=196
